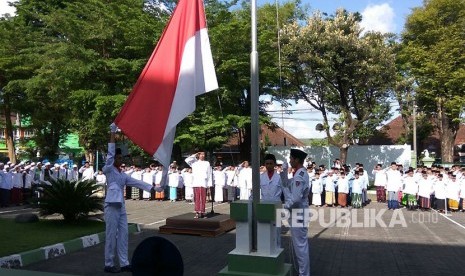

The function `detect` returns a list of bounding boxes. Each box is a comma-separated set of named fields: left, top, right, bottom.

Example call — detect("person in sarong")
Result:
left=372, top=164, right=387, bottom=203
left=417, top=171, right=433, bottom=210
left=351, top=172, right=363, bottom=209
left=185, top=151, right=212, bottom=219
left=386, top=162, right=402, bottom=210
left=337, top=170, right=349, bottom=207
left=434, top=174, right=447, bottom=212
left=324, top=170, right=336, bottom=207
left=131, top=167, right=143, bottom=200
left=153, top=165, right=166, bottom=201
left=446, top=174, right=460, bottom=211
left=402, top=169, right=418, bottom=210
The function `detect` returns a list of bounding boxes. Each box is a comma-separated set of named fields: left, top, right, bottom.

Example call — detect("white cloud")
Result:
left=360, top=3, right=396, bottom=34
left=261, top=97, right=336, bottom=139
left=0, top=0, right=16, bottom=17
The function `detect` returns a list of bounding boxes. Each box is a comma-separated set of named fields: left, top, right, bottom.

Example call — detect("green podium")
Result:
left=219, top=201, right=292, bottom=276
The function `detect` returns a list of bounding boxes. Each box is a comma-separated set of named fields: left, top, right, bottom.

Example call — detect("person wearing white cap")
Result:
left=42, top=162, right=53, bottom=185
left=60, top=163, right=73, bottom=181
left=11, top=165, right=24, bottom=205
left=71, top=164, right=79, bottom=181
left=280, top=148, right=311, bottom=276
left=22, top=166, right=33, bottom=202
left=103, top=123, right=155, bottom=273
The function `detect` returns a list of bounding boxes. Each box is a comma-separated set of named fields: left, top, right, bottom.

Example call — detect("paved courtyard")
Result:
left=2, top=199, right=465, bottom=275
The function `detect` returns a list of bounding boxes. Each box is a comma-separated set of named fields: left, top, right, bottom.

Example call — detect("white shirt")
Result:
left=434, top=179, right=447, bottom=199
left=185, top=154, right=212, bottom=188
left=238, top=167, right=252, bottom=191
left=446, top=180, right=460, bottom=201
left=373, top=169, right=387, bottom=187
left=402, top=176, right=418, bottom=195
left=80, top=166, right=95, bottom=181
left=311, top=178, right=322, bottom=194
left=95, top=174, right=107, bottom=185
left=337, top=177, right=349, bottom=194
left=386, top=169, right=402, bottom=192
left=213, top=170, right=227, bottom=188
left=168, top=171, right=181, bottom=188
left=260, top=170, right=282, bottom=202
left=417, top=177, right=433, bottom=198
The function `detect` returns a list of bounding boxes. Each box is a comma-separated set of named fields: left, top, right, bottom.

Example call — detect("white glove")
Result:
left=110, top=123, right=118, bottom=133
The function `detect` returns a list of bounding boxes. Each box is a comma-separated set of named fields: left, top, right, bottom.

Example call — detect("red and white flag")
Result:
left=115, top=0, right=218, bottom=167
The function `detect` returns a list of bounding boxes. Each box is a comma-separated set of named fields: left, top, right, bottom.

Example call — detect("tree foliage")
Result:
left=400, top=0, right=465, bottom=162
left=280, top=9, right=396, bottom=163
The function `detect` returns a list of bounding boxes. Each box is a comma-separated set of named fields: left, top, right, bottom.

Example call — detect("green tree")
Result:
left=3, top=0, right=168, bottom=161
left=280, top=9, right=396, bottom=163
left=400, top=0, right=465, bottom=162
left=0, top=8, right=51, bottom=162
left=184, top=1, right=304, bottom=161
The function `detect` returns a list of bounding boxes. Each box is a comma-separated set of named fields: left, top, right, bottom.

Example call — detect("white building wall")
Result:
left=268, top=145, right=412, bottom=179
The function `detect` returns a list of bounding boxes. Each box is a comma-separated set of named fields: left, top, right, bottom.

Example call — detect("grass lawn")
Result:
left=0, top=218, right=105, bottom=257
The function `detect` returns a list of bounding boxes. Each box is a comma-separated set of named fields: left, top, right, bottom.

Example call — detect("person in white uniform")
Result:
left=213, top=163, right=226, bottom=202
left=280, top=149, right=310, bottom=276
left=185, top=151, right=212, bottom=218
left=182, top=168, right=194, bottom=202
left=103, top=123, right=154, bottom=273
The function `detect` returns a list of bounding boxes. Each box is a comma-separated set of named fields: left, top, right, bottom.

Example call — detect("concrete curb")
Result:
left=0, top=223, right=140, bottom=269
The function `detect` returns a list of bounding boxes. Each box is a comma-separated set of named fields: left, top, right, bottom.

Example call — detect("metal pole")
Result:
left=413, top=100, right=417, bottom=168
left=250, top=0, right=260, bottom=252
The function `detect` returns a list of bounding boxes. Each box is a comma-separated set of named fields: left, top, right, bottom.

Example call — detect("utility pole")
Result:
left=413, top=99, right=417, bottom=167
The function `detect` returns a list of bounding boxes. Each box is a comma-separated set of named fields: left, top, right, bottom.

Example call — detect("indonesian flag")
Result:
left=115, top=0, right=218, bottom=168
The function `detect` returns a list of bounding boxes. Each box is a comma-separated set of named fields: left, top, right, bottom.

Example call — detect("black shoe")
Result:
left=104, top=266, right=120, bottom=273
left=121, top=265, right=132, bottom=272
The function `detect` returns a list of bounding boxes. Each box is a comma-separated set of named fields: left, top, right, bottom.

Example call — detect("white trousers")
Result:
left=104, top=204, right=129, bottom=267
left=290, top=226, right=310, bottom=276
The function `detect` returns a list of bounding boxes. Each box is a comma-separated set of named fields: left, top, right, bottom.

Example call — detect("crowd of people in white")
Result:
left=0, top=160, right=97, bottom=207
left=1, top=156, right=464, bottom=214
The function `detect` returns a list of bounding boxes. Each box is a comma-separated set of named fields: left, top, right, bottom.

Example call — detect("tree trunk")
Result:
left=3, top=95, right=16, bottom=163
left=239, top=125, right=251, bottom=162
left=85, top=150, right=95, bottom=165
left=437, top=98, right=458, bottom=163
left=339, top=146, right=348, bottom=165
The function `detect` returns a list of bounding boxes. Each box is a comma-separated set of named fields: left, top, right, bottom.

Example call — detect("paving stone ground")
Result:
left=2, top=199, right=465, bottom=276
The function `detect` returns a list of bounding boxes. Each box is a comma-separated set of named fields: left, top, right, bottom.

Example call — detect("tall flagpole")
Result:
left=250, top=0, right=260, bottom=251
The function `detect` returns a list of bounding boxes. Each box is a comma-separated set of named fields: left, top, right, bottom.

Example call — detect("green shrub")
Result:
left=37, top=179, right=104, bottom=223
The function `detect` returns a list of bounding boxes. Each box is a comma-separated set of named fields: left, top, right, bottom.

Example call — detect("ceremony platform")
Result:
left=159, top=212, right=235, bottom=237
